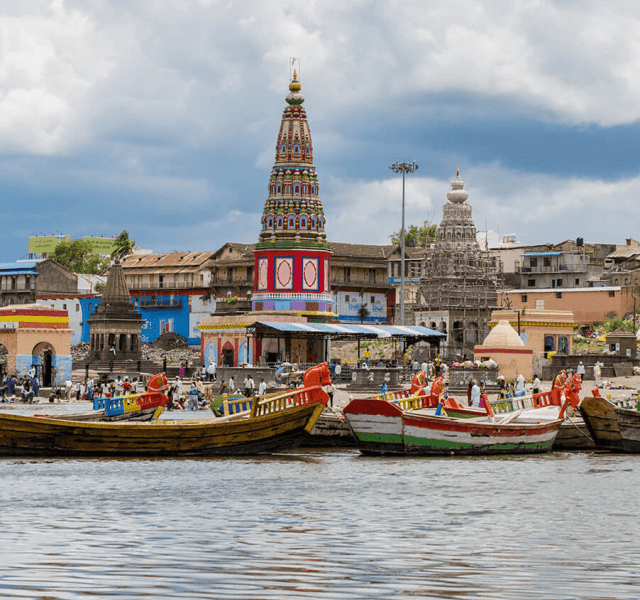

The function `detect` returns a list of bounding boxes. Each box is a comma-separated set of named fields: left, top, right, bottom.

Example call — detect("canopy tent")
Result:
left=247, top=321, right=445, bottom=342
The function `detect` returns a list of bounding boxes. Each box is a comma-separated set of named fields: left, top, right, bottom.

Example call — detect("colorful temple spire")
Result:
left=253, top=68, right=333, bottom=318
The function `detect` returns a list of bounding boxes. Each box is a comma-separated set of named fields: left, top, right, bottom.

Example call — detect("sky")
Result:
left=2, top=0, right=640, bottom=262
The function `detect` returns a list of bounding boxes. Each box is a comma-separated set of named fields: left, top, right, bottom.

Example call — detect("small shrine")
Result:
left=252, top=66, right=333, bottom=319
left=606, top=328, right=637, bottom=358
left=87, top=259, right=143, bottom=362
left=474, top=319, right=533, bottom=380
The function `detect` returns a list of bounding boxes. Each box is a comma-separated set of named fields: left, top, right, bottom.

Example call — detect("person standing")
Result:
left=248, top=375, right=255, bottom=397
left=188, top=381, right=199, bottom=410
left=207, top=360, right=217, bottom=382
left=179, top=362, right=185, bottom=380
left=364, top=348, right=371, bottom=366
left=243, top=375, right=251, bottom=397
left=532, top=375, right=541, bottom=395
left=31, top=375, right=40, bottom=399
left=576, top=361, right=585, bottom=381
left=229, top=376, right=235, bottom=393
left=593, top=362, right=602, bottom=387
left=470, top=380, right=481, bottom=407
left=258, top=378, right=267, bottom=397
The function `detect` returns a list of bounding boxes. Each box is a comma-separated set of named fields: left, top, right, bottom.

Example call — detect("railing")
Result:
left=517, top=264, right=586, bottom=274
left=127, top=282, right=198, bottom=290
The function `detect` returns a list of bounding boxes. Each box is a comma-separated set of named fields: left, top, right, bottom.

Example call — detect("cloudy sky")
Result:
left=2, top=0, right=640, bottom=262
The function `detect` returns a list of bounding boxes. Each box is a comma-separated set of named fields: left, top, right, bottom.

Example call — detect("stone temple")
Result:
left=415, top=170, right=501, bottom=358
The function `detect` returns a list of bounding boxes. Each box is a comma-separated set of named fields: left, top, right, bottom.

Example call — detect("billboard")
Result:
left=82, top=237, right=117, bottom=255
left=28, top=236, right=62, bottom=254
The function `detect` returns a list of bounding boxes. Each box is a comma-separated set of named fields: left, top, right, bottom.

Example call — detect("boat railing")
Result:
left=251, top=387, right=321, bottom=418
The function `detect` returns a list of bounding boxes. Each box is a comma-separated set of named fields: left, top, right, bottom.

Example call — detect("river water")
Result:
left=0, top=441, right=638, bottom=600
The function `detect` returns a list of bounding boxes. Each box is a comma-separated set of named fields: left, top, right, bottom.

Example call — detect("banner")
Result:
left=28, top=236, right=61, bottom=254
left=82, top=237, right=117, bottom=255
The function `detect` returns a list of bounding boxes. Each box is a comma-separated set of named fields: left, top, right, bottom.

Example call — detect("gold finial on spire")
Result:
left=293, top=69, right=297, bottom=81
left=457, top=167, right=460, bottom=177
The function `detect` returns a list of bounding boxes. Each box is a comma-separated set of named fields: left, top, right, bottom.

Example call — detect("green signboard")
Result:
left=82, top=237, right=117, bottom=255
left=28, top=236, right=62, bottom=254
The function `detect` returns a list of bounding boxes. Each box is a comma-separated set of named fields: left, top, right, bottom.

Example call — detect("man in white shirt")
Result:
left=470, top=381, right=481, bottom=407
left=258, top=378, right=267, bottom=397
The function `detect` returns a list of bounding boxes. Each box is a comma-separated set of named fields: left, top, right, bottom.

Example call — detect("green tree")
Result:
left=112, top=230, right=135, bottom=259
left=390, top=220, right=437, bottom=247
left=52, top=239, right=111, bottom=274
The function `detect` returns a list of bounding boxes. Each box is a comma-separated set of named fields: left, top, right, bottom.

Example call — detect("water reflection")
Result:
left=0, top=449, right=638, bottom=598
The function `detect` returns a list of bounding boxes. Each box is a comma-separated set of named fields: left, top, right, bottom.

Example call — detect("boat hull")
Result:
left=578, top=396, right=623, bottom=450
left=402, top=413, right=561, bottom=456
left=343, top=399, right=405, bottom=455
left=303, top=410, right=356, bottom=447
left=344, top=398, right=562, bottom=456
left=0, top=401, right=325, bottom=456
left=553, top=419, right=594, bottom=450
left=616, top=408, right=640, bottom=453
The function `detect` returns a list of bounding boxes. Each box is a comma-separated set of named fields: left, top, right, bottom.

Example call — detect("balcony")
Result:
left=517, top=264, right=586, bottom=274
left=138, top=299, right=183, bottom=309
left=128, top=281, right=197, bottom=290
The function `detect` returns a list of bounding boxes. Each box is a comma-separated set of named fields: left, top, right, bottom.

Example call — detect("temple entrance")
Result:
left=32, top=342, right=55, bottom=387
left=222, top=345, right=234, bottom=367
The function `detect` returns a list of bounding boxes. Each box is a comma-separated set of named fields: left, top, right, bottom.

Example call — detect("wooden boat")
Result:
left=303, top=408, right=356, bottom=447
left=578, top=396, right=623, bottom=451
left=579, top=395, right=640, bottom=452
left=343, top=396, right=568, bottom=456
left=33, top=373, right=169, bottom=423
left=0, top=364, right=331, bottom=456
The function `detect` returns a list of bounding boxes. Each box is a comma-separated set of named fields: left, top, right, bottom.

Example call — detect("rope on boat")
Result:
left=565, top=414, right=593, bottom=441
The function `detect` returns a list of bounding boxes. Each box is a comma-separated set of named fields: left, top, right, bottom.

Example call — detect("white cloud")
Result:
left=2, top=0, right=640, bottom=160
left=322, top=165, right=640, bottom=247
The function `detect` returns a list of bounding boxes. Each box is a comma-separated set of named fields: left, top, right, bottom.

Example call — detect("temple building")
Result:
left=86, top=259, right=143, bottom=363
left=414, top=170, right=501, bottom=358
left=252, top=69, right=333, bottom=319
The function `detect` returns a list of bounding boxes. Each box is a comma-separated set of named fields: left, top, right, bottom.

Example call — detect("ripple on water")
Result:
left=0, top=451, right=638, bottom=598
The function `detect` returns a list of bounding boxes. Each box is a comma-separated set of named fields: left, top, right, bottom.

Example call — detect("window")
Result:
left=521, top=294, right=527, bottom=302
left=63, top=304, right=67, bottom=310
left=528, top=279, right=535, bottom=287
left=345, top=294, right=350, bottom=302
left=575, top=279, right=580, bottom=286
left=371, top=296, right=375, bottom=304
left=556, top=279, right=563, bottom=287
left=76, top=304, right=79, bottom=312
left=159, top=275, right=164, bottom=289
left=556, top=292, right=562, bottom=299
left=344, top=267, right=351, bottom=283
left=609, top=290, right=616, bottom=297
left=543, top=257, right=551, bottom=267
left=530, top=257, right=538, bottom=267
left=536, top=299, right=545, bottom=310
left=369, top=269, right=376, bottom=283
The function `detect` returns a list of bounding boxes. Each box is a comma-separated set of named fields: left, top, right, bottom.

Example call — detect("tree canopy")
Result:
left=52, top=239, right=111, bottom=274
left=390, top=220, right=437, bottom=247
left=112, top=230, right=135, bottom=259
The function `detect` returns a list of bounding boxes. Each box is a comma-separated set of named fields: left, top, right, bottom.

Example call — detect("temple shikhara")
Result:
left=252, top=69, right=333, bottom=319
left=415, top=170, right=500, bottom=357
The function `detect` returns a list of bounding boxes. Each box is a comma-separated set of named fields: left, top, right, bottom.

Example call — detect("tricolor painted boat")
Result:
left=343, top=396, right=567, bottom=456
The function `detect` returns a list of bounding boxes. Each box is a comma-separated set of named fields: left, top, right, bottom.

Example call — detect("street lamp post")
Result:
left=388, top=160, right=418, bottom=326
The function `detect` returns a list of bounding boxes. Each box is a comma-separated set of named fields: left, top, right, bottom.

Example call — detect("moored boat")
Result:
left=33, top=373, right=169, bottom=423
left=578, top=396, right=623, bottom=451
left=343, top=396, right=568, bottom=456
left=0, top=364, right=331, bottom=456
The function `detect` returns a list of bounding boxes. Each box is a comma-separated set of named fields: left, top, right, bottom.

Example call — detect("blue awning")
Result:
left=252, top=321, right=445, bottom=338
left=0, top=270, right=37, bottom=276
left=520, top=252, right=561, bottom=257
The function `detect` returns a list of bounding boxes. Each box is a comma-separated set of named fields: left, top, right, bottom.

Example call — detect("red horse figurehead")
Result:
left=303, top=363, right=332, bottom=389
left=563, top=372, right=582, bottom=408
left=147, top=372, right=169, bottom=393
